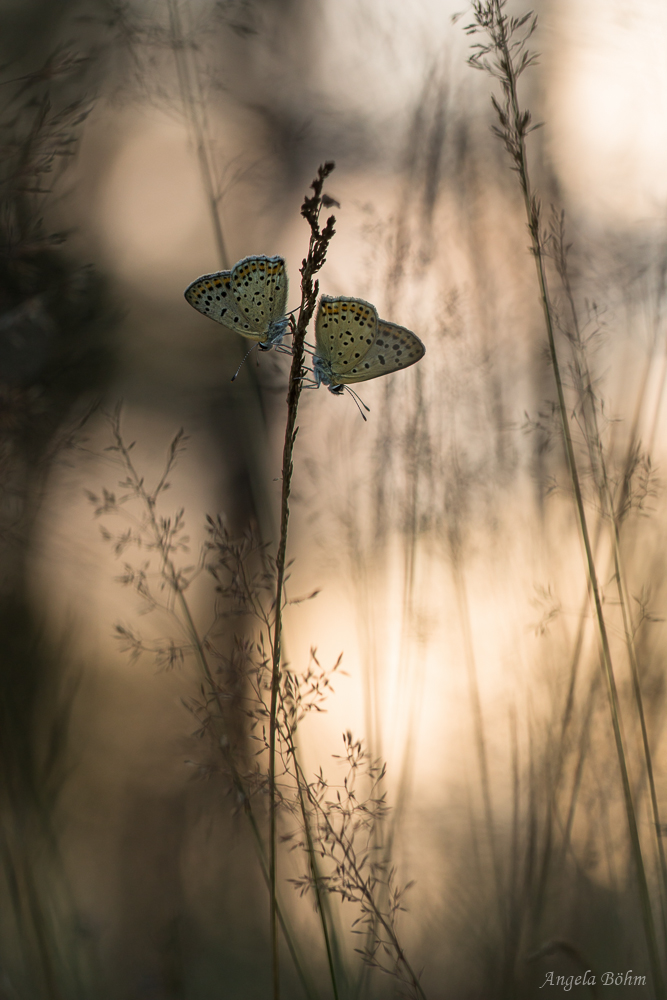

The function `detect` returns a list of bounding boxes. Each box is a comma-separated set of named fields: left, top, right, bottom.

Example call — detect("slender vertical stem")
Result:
left=268, top=165, right=336, bottom=1000
left=302, top=772, right=429, bottom=1000
left=166, top=0, right=229, bottom=269
left=283, top=726, right=342, bottom=1000
left=168, top=0, right=279, bottom=549
left=451, top=553, right=504, bottom=902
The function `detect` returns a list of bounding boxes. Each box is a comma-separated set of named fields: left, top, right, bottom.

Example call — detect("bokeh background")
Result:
left=2, top=0, right=667, bottom=997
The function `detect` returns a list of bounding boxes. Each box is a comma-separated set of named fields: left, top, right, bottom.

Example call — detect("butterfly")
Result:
left=312, top=296, right=425, bottom=393
left=184, top=255, right=289, bottom=349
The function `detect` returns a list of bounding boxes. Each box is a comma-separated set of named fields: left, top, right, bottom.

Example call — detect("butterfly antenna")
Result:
left=344, top=385, right=370, bottom=421
left=231, top=343, right=259, bottom=381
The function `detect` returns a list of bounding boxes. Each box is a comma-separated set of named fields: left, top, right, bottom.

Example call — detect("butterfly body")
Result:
left=184, top=255, right=288, bottom=347
left=313, top=295, right=425, bottom=392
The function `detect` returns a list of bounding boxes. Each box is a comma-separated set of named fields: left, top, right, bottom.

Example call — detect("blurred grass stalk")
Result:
left=467, top=1, right=666, bottom=993
left=551, top=213, right=667, bottom=937
left=166, top=0, right=277, bottom=545
left=165, top=0, right=229, bottom=270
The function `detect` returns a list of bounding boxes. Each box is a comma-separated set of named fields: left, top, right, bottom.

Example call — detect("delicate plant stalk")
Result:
left=166, top=0, right=229, bottom=268
left=268, top=163, right=336, bottom=1000
left=283, top=725, right=343, bottom=1000
left=386, top=369, right=430, bottom=855
left=533, top=571, right=593, bottom=920
left=301, top=770, right=429, bottom=1000
left=646, top=346, right=667, bottom=456
left=167, top=0, right=281, bottom=544
left=467, top=4, right=664, bottom=992
left=506, top=706, right=523, bottom=993
left=107, top=412, right=320, bottom=1000
left=559, top=669, right=600, bottom=870
left=553, top=224, right=667, bottom=934
left=450, top=526, right=504, bottom=918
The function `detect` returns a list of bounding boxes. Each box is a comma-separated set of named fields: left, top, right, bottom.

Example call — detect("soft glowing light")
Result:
left=548, top=0, right=667, bottom=224
left=93, top=113, right=216, bottom=292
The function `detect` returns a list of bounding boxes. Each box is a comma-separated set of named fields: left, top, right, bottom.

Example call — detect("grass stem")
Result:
left=166, top=0, right=229, bottom=269
left=268, top=164, right=337, bottom=1000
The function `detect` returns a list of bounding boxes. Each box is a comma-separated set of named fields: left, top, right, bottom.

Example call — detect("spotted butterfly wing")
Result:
left=184, top=255, right=288, bottom=346
left=313, top=295, right=425, bottom=388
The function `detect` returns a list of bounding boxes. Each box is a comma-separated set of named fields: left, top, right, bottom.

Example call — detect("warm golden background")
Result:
left=2, top=0, right=667, bottom=997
